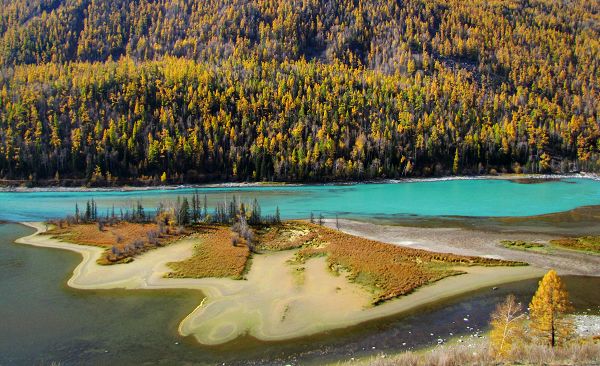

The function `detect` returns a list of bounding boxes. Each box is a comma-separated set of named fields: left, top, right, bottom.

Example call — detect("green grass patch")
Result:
left=501, top=240, right=547, bottom=252
left=550, top=236, right=600, bottom=255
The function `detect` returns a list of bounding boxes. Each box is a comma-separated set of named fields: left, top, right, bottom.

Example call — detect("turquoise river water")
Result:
left=2, top=178, right=600, bottom=222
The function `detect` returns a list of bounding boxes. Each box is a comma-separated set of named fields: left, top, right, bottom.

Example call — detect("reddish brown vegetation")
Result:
left=166, top=225, right=250, bottom=279
left=291, top=223, right=524, bottom=304
left=250, top=221, right=523, bottom=304
left=47, top=222, right=183, bottom=264
left=46, top=220, right=524, bottom=296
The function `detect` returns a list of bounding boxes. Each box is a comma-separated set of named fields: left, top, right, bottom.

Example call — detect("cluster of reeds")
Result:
left=256, top=221, right=319, bottom=251
left=551, top=236, right=600, bottom=254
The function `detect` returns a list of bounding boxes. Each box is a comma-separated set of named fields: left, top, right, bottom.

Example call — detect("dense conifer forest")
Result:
left=0, top=0, right=598, bottom=185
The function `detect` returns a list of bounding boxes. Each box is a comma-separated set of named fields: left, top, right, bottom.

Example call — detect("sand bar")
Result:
left=329, top=219, right=600, bottom=276
left=16, top=222, right=544, bottom=345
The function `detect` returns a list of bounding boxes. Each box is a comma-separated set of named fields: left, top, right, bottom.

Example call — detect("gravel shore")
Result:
left=573, top=315, right=600, bottom=337
left=327, top=219, right=600, bottom=277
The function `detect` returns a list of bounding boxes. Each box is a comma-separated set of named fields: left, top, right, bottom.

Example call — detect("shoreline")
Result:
left=1, top=173, right=598, bottom=192
left=14, top=222, right=544, bottom=346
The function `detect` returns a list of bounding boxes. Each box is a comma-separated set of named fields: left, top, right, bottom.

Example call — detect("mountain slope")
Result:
left=0, top=0, right=598, bottom=184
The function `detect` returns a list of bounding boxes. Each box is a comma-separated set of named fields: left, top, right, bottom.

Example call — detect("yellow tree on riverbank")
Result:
left=490, top=294, right=525, bottom=357
left=529, top=270, right=573, bottom=347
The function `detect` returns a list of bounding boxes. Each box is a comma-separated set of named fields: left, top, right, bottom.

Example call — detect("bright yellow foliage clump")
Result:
left=529, top=270, right=573, bottom=347
left=489, top=294, right=524, bottom=357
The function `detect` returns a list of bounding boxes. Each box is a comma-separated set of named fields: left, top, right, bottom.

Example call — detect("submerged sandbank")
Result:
left=16, top=222, right=544, bottom=345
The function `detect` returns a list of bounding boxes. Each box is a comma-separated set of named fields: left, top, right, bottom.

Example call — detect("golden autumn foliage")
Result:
left=0, top=0, right=599, bottom=184
left=489, top=294, right=525, bottom=357
left=529, top=270, right=574, bottom=348
left=286, top=223, right=524, bottom=304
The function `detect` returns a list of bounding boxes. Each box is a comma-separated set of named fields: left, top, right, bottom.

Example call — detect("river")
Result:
left=1, top=178, right=600, bottom=365
left=2, top=178, right=600, bottom=222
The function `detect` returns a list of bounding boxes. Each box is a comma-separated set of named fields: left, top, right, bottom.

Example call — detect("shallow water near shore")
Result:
left=2, top=178, right=600, bottom=221
left=2, top=223, right=599, bottom=365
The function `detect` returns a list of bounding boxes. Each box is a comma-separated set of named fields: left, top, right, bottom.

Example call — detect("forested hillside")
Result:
left=0, top=0, right=598, bottom=185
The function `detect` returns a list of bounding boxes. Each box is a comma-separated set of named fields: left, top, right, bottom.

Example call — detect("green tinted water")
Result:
left=1, top=223, right=599, bottom=365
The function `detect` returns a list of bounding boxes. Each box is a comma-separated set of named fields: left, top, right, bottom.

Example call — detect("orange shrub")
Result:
left=166, top=225, right=250, bottom=279
left=295, top=223, right=524, bottom=305
left=47, top=222, right=183, bottom=264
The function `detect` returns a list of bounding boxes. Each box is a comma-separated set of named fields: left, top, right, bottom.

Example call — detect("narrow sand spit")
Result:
left=16, top=222, right=544, bottom=345
left=328, top=219, right=600, bottom=277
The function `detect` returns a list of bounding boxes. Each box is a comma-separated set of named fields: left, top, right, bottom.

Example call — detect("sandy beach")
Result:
left=16, top=222, right=544, bottom=345
left=328, top=219, right=600, bottom=276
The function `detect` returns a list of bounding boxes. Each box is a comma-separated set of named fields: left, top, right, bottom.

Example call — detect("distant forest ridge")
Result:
left=0, top=0, right=598, bottom=185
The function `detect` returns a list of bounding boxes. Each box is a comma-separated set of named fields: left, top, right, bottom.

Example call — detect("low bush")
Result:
left=551, top=236, right=600, bottom=254
left=166, top=225, right=250, bottom=279
left=46, top=222, right=184, bottom=264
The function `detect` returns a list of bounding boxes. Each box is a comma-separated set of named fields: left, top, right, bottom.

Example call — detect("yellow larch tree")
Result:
left=490, top=294, right=525, bottom=357
left=529, top=270, right=573, bottom=347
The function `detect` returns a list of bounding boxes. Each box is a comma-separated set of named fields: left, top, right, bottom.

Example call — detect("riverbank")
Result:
left=1, top=173, right=598, bottom=192
left=333, top=314, right=600, bottom=366
left=327, top=219, right=600, bottom=276
left=334, top=337, right=600, bottom=366
left=15, top=222, right=544, bottom=346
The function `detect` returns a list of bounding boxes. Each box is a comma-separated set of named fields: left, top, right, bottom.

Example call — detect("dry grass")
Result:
left=44, top=220, right=524, bottom=291
left=256, top=221, right=320, bottom=250
left=551, top=236, right=600, bottom=254
left=166, top=225, right=250, bottom=279
left=354, top=344, right=494, bottom=366
left=284, top=223, right=524, bottom=305
left=47, top=222, right=158, bottom=247
left=340, top=340, right=600, bottom=366
left=507, top=342, right=600, bottom=365
left=46, top=222, right=183, bottom=264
